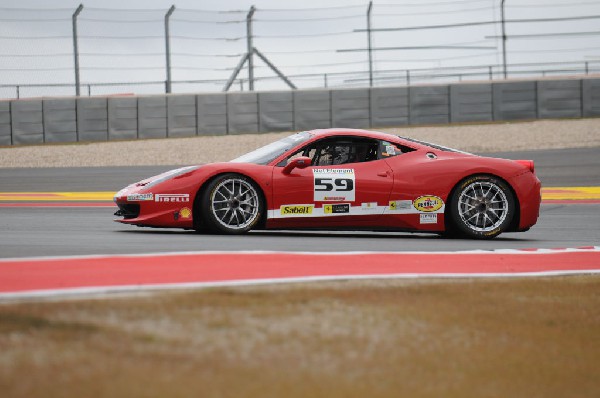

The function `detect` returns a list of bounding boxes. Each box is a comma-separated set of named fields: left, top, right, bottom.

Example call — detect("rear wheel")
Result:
left=448, top=175, right=515, bottom=239
left=200, top=173, right=263, bottom=234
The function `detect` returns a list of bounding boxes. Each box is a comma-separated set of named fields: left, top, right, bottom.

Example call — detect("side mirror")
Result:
left=282, top=156, right=311, bottom=175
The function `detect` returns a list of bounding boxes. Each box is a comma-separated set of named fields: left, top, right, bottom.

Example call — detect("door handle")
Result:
left=377, top=171, right=389, bottom=177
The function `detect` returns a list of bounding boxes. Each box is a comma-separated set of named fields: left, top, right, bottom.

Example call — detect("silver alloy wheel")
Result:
left=209, top=178, right=260, bottom=230
left=457, top=181, right=509, bottom=232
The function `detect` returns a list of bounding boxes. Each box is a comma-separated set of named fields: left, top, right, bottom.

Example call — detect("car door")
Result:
left=269, top=138, right=394, bottom=227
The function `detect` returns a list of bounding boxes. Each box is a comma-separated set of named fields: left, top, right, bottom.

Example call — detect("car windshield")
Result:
left=230, top=131, right=313, bottom=165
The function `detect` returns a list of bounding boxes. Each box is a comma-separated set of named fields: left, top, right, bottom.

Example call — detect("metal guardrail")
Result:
left=1, top=61, right=599, bottom=100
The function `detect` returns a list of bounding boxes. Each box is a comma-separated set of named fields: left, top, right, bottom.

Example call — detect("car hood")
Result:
left=114, top=165, right=202, bottom=201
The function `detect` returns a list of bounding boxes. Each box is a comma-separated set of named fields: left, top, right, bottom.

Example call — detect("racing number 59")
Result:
left=315, top=178, right=354, bottom=192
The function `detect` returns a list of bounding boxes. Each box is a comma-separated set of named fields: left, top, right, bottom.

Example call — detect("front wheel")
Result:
left=200, top=173, right=264, bottom=234
left=448, top=175, right=515, bottom=239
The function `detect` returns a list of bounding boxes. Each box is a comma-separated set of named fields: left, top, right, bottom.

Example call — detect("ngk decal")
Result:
left=155, top=194, right=190, bottom=203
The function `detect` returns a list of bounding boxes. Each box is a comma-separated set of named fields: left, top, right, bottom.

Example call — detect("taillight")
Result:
left=515, top=160, right=535, bottom=174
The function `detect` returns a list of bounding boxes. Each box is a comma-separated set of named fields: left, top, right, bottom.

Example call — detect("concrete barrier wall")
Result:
left=77, top=97, right=108, bottom=142
left=11, top=100, right=44, bottom=145
left=331, top=89, right=370, bottom=129
left=0, top=101, right=12, bottom=146
left=108, top=97, right=137, bottom=140
left=2, top=77, right=598, bottom=146
left=537, top=80, right=581, bottom=119
left=197, top=94, right=227, bottom=135
left=583, top=79, right=600, bottom=117
left=409, top=86, right=450, bottom=125
left=138, top=96, right=167, bottom=139
left=227, top=92, right=258, bottom=134
left=168, top=95, right=196, bottom=138
left=492, top=81, right=537, bottom=120
left=259, top=91, right=293, bottom=132
left=370, top=87, right=409, bottom=127
left=450, top=84, right=493, bottom=123
left=294, top=90, right=331, bottom=130
left=43, top=99, right=77, bottom=143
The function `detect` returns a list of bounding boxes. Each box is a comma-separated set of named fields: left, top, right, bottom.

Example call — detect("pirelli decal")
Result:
left=155, top=194, right=190, bottom=203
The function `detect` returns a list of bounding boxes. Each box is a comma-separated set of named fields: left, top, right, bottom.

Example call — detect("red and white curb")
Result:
left=0, top=246, right=599, bottom=300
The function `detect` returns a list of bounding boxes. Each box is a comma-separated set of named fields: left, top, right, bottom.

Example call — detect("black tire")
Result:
left=199, top=173, right=264, bottom=234
left=448, top=175, right=515, bottom=239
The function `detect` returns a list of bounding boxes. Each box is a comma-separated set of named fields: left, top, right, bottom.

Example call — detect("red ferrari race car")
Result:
left=114, top=128, right=541, bottom=239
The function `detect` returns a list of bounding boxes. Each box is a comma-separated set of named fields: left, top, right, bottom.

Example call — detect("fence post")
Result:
left=246, top=6, right=256, bottom=91
left=16, top=85, right=20, bottom=99
left=500, top=0, right=507, bottom=79
left=165, top=5, right=176, bottom=94
left=72, top=4, right=84, bottom=96
left=488, top=66, right=493, bottom=80
left=367, top=1, right=373, bottom=87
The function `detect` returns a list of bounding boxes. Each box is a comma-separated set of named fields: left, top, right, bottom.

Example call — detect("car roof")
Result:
left=308, top=128, right=403, bottom=141
left=305, top=128, right=427, bottom=149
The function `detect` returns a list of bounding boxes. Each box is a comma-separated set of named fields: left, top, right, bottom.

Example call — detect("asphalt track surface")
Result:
left=0, top=147, right=599, bottom=259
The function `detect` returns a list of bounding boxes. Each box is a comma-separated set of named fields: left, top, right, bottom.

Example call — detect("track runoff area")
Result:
left=0, top=186, right=599, bottom=300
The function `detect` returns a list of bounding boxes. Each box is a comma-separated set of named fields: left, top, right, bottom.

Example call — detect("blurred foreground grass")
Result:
left=1, top=276, right=599, bottom=398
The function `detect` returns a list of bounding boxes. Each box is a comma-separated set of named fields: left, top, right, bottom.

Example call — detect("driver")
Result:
left=332, top=145, right=352, bottom=165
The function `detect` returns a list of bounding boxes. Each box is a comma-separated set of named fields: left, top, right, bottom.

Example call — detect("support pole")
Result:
left=367, top=1, right=373, bottom=87
left=165, top=5, right=176, bottom=93
left=72, top=4, right=84, bottom=96
left=223, top=53, right=250, bottom=91
left=500, top=0, right=507, bottom=79
left=246, top=6, right=256, bottom=91
left=253, top=48, right=297, bottom=89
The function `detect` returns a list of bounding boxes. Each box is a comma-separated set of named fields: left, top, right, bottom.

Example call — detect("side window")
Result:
left=286, top=147, right=317, bottom=163
left=281, top=137, right=383, bottom=166
left=379, top=141, right=403, bottom=158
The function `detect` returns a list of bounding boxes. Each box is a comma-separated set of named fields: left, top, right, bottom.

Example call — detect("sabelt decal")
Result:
left=179, top=207, right=192, bottom=219
left=389, top=200, right=412, bottom=211
left=313, top=168, right=356, bottom=202
left=420, top=213, right=438, bottom=224
left=155, top=194, right=190, bottom=203
left=413, top=195, right=444, bottom=212
left=127, top=193, right=153, bottom=201
left=280, top=204, right=314, bottom=216
left=324, top=203, right=350, bottom=214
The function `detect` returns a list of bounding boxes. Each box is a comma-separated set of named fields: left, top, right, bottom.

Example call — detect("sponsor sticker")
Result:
left=324, top=203, right=350, bottom=214
left=389, top=200, right=413, bottom=211
left=155, top=193, right=190, bottom=203
left=420, top=213, right=438, bottom=224
left=413, top=195, right=444, bottom=212
left=179, top=207, right=192, bottom=219
left=280, top=204, right=314, bottom=216
left=361, top=202, right=378, bottom=211
left=127, top=193, right=153, bottom=201
left=313, top=168, right=356, bottom=202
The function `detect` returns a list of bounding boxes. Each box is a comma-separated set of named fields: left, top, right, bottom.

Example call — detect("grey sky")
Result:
left=1, top=0, right=599, bottom=97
